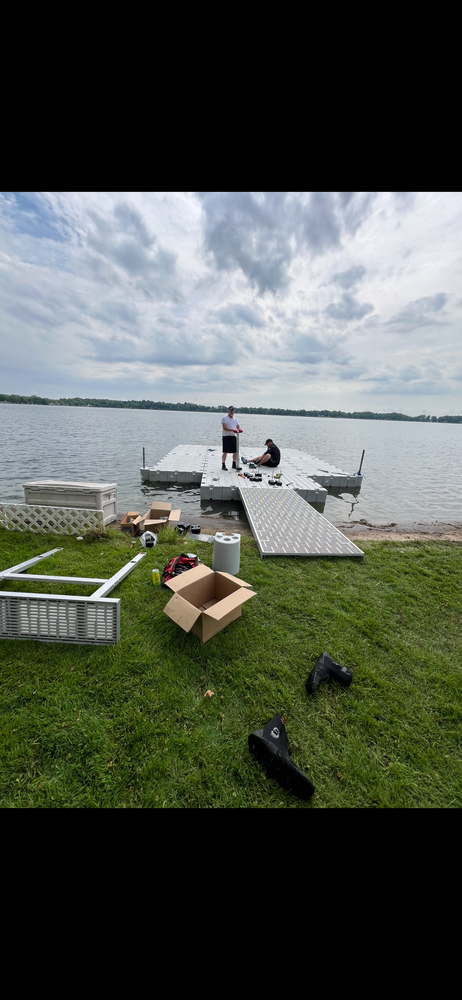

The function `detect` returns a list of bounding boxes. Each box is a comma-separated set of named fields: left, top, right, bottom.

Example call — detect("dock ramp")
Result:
left=238, top=487, right=364, bottom=558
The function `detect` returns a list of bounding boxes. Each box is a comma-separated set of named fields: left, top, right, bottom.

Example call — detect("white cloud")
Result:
left=0, top=191, right=462, bottom=414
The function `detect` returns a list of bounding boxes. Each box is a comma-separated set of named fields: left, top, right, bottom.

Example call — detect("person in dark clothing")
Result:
left=243, top=439, right=281, bottom=468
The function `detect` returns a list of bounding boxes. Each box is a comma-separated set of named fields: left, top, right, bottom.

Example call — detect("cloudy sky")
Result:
left=1, top=191, right=461, bottom=415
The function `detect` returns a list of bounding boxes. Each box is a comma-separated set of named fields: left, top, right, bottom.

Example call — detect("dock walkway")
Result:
left=239, top=488, right=364, bottom=558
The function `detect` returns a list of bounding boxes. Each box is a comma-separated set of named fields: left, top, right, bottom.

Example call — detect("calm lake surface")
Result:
left=1, top=403, right=461, bottom=525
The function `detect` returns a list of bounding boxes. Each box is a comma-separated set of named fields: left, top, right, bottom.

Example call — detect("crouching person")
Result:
left=243, top=439, right=280, bottom=468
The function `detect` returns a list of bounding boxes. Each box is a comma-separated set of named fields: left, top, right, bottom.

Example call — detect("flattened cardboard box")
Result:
left=163, top=564, right=256, bottom=643
left=141, top=503, right=181, bottom=533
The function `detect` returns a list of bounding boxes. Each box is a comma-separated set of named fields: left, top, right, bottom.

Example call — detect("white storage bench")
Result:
left=23, top=481, right=117, bottom=525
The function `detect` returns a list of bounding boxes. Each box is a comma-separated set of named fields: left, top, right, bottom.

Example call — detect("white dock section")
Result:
left=140, top=446, right=362, bottom=505
left=203, top=471, right=326, bottom=505
left=201, top=455, right=327, bottom=506
left=271, top=448, right=363, bottom=490
left=239, top=489, right=364, bottom=559
left=142, top=445, right=208, bottom=484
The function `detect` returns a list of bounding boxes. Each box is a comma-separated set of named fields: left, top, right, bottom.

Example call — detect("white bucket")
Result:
left=212, top=532, right=241, bottom=576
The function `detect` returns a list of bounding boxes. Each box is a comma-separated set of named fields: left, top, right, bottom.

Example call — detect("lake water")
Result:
left=1, top=403, right=461, bottom=525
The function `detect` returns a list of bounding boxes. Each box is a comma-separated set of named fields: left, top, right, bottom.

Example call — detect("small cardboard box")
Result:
left=141, top=504, right=181, bottom=533
left=163, top=564, right=256, bottom=643
left=120, top=512, right=141, bottom=536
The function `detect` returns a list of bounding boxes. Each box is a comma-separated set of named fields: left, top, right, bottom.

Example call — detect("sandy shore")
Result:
left=329, top=520, right=462, bottom=542
left=114, top=513, right=462, bottom=543
left=199, top=516, right=462, bottom=542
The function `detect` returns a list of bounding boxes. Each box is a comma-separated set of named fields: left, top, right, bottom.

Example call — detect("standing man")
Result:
left=221, top=406, right=243, bottom=471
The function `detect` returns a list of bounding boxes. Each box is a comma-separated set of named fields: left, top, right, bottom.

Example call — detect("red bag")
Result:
left=161, top=554, right=200, bottom=588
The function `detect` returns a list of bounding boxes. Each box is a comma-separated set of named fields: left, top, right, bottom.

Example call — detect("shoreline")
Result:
left=329, top=519, right=462, bottom=542
left=199, top=516, right=462, bottom=543
left=113, top=513, right=462, bottom=543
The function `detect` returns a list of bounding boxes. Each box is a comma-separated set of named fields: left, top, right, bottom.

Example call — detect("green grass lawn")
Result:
left=0, top=525, right=461, bottom=808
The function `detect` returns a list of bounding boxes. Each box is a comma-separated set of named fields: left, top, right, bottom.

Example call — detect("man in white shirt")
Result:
left=221, top=406, right=243, bottom=471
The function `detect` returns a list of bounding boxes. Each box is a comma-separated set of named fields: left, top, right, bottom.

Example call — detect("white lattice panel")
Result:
left=0, top=504, right=104, bottom=535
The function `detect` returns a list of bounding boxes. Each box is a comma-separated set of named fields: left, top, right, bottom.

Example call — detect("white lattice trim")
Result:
left=0, top=504, right=104, bottom=535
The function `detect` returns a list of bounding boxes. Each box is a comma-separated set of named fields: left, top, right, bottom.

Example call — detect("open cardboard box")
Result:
left=120, top=511, right=141, bottom=536
left=163, top=564, right=256, bottom=643
left=141, top=503, right=181, bottom=533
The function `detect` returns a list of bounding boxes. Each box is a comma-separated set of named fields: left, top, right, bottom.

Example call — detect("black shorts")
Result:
left=266, top=460, right=278, bottom=467
left=222, top=436, right=237, bottom=453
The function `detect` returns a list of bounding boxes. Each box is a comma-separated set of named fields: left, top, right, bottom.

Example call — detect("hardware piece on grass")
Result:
left=140, top=531, right=156, bottom=548
left=248, top=714, right=315, bottom=800
left=306, top=652, right=353, bottom=694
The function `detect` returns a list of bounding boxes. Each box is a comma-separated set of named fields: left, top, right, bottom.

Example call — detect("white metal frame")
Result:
left=0, top=548, right=146, bottom=645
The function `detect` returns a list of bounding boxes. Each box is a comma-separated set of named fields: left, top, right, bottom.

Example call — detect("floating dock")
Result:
left=141, top=445, right=364, bottom=559
left=141, top=445, right=362, bottom=505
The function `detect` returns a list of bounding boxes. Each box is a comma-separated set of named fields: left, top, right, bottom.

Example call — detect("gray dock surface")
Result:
left=239, top=488, right=364, bottom=558
left=141, top=445, right=362, bottom=504
left=140, top=444, right=364, bottom=559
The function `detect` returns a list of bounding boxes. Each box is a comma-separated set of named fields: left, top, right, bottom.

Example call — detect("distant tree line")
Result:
left=1, top=393, right=461, bottom=423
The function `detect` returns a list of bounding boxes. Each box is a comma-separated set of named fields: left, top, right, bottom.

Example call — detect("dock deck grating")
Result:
left=239, top=489, right=364, bottom=558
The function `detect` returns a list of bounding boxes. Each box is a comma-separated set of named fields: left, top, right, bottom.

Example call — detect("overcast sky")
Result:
left=1, top=191, right=461, bottom=415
